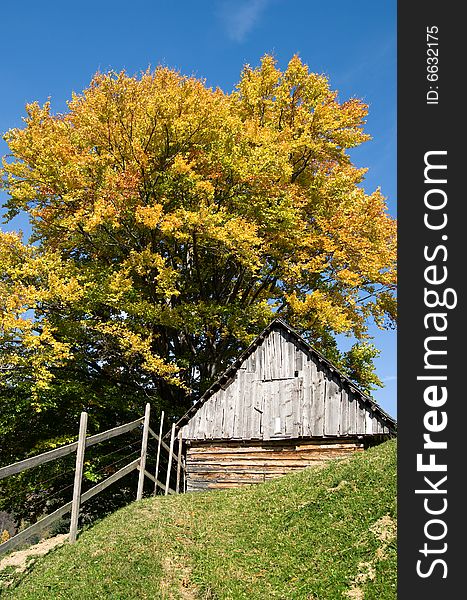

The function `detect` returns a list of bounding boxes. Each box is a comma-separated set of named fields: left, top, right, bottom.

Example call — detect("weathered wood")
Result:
left=312, top=365, right=326, bottom=436
left=176, top=430, right=183, bottom=493
left=179, top=321, right=394, bottom=452
left=143, top=468, right=156, bottom=483
left=187, top=459, right=347, bottom=472
left=188, top=441, right=362, bottom=453
left=85, top=417, right=144, bottom=448
left=347, top=391, right=357, bottom=435
left=153, top=410, right=164, bottom=495
left=253, top=380, right=264, bottom=439
left=148, top=426, right=158, bottom=441
left=187, top=448, right=358, bottom=462
left=69, top=411, right=88, bottom=543
left=185, top=439, right=364, bottom=491
left=165, top=423, right=176, bottom=496
left=0, top=416, right=145, bottom=482
left=0, top=442, right=79, bottom=480
left=0, top=409, right=151, bottom=555
left=324, top=375, right=341, bottom=436
left=340, top=388, right=350, bottom=436
left=138, top=469, right=175, bottom=494
left=136, top=403, right=151, bottom=501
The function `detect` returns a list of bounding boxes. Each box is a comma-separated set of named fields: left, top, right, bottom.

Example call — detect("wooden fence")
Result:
left=0, top=404, right=185, bottom=556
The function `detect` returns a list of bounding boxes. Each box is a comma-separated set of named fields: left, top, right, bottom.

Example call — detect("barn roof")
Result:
left=173, top=318, right=396, bottom=434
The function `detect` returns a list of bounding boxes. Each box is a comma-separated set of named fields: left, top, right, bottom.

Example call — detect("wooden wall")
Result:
left=185, top=439, right=364, bottom=492
left=181, top=327, right=394, bottom=442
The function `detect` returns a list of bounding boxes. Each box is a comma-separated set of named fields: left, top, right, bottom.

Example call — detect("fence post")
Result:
left=176, top=430, right=183, bottom=493
left=165, top=423, right=176, bottom=496
left=69, top=411, right=88, bottom=543
left=153, top=410, right=164, bottom=495
left=137, top=403, right=151, bottom=501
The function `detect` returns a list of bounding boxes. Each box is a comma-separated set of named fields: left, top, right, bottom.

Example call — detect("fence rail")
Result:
left=0, top=404, right=184, bottom=556
left=0, top=417, right=145, bottom=481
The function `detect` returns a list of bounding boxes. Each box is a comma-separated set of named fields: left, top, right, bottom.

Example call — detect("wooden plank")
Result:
left=205, top=390, right=215, bottom=438
left=300, top=355, right=312, bottom=437
left=261, top=380, right=273, bottom=440
left=136, top=403, right=151, bottom=500
left=283, top=378, right=299, bottom=437
left=340, top=388, right=350, bottom=436
left=187, top=448, right=357, bottom=464
left=223, top=380, right=236, bottom=438
left=81, top=459, right=139, bottom=503
left=0, top=406, right=141, bottom=476
left=372, top=414, right=381, bottom=434
left=347, top=391, right=357, bottom=435
left=214, top=389, right=225, bottom=438
left=355, top=398, right=367, bottom=434
left=143, top=469, right=156, bottom=483
left=311, top=364, right=326, bottom=436
left=187, top=458, right=347, bottom=472
left=236, top=372, right=246, bottom=439
left=197, top=402, right=207, bottom=439
left=187, top=452, right=359, bottom=465
left=233, top=370, right=245, bottom=440
left=288, top=334, right=295, bottom=378
left=231, top=376, right=240, bottom=439
left=0, top=442, right=78, bottom=480
left=249, top=348, right=257, bottom=374
left=69, top=412, right=88, bottom=543
left=148, top=425, right=161, bottom=442
left=148, top=474, right=174, bottom=494
left=295, top=343, right=303, bottom=372
left=205, top=393, right=215, bottom=440
left=153, top=411, right=164, bottom=495
left=257, top=340, right=263, bottom=380
left=187, top=440, right=362, bottom=454
left=365, top=409, right=374, bottom=435
left=324, top=375, right=341, bottom=436
left=279, top=379, right=290, bottom=436
left=85, top=417, right=145, bottom=448
left=242, top=373, right=253, bottom=440
left=268, top=331, right=277, bottom=379
left=141, top=469, right=175, bottom=495
left=254, top=380, right=264, bottom=439
left=0, top=501, right=73, bottom=556
left=262, top=335, right=271, bottom=381
left=176, top=430, right=183, bottom=493
left=165, top=423, right=176, bottom=496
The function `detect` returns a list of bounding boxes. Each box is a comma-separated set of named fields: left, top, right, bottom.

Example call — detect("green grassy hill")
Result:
left=3, top=439, right=396, bottom=600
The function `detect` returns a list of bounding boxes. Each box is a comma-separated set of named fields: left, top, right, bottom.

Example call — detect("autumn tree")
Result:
left=0, top=55, right=396, bottom=459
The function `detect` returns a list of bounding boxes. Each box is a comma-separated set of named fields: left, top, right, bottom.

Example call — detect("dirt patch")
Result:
left=370, top=515, right=396, bottom=557
left=0, top=533, right=68, bottom=590
left=0, top=533, right=68, bottom=574
left=160, top=554, right=198, bottom=600
left=345, top=587, right=364, bottom=600
left=343, top=514, right=397, bottom=599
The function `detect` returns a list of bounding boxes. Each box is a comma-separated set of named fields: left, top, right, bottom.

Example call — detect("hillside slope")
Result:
left=4, top=439, right=396, bottom=600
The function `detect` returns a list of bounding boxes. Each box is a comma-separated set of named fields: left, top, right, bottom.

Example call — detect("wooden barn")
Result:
left=177, top=319, right=396, bottom=492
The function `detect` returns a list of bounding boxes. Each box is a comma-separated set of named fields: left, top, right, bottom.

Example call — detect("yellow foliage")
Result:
left=0, top=55, right=396, bottom=395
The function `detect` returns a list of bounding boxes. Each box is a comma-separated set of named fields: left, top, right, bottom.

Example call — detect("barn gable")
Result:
left=180, top=319, right=396, bottom=442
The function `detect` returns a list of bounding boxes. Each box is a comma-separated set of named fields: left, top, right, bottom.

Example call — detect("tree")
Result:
left=1, top=55, right=396, bottom=449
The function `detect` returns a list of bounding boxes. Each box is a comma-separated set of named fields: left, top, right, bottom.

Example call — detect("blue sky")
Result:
left=0, top=0, right=397, bottom=416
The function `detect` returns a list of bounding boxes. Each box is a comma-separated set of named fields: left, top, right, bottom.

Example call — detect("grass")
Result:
left=2, top=439, right=396, bottom=599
